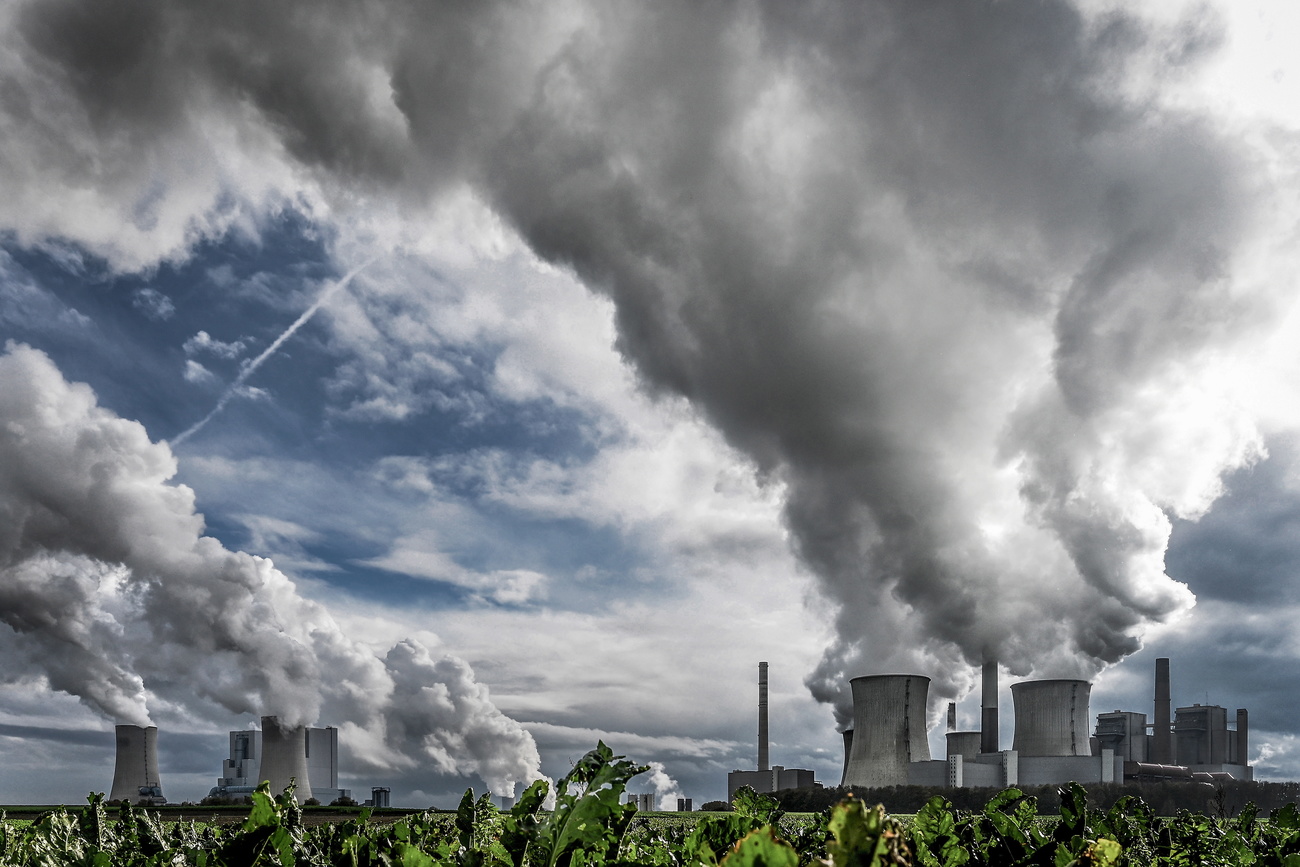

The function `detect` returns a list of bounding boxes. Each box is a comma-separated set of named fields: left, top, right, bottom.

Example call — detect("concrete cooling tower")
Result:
left=109, top=724, right=164, bottom=804
left=843, top=674, right=931, bottom=787
left=1011, top=679, right=1091, bottom=757
left=259, top=716, right=313, bottom=803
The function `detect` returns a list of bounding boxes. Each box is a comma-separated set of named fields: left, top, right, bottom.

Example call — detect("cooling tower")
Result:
left=259, top=716, right=313, bottom=802
left=1011, top=679, right=1091, bottom=757
left=843, top=674, right=930, bottom=787
left=946, top=731, right=982, bottom=761
left=109, top=724, right=164, bottom=804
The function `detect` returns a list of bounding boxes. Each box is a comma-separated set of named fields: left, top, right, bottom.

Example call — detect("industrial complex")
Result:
left=729, top=656, right=1252, bottom=800
left=109, top=715, right=389, bottom=807
left=838, top=656, right=1250, bottom=791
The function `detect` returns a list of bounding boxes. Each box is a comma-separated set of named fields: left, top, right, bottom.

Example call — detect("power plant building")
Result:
left=210, top=719, right=351, bottom=803
left=838, top=657, right=1251, bottom=789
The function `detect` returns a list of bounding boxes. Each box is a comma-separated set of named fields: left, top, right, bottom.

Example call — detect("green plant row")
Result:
left=4, top=742, right=1300, bottom=867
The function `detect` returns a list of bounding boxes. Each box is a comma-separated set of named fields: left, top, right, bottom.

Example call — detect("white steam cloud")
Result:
left=0, top=343, right=540, bottom=794
left=1, top=0, right=1296, bottom=723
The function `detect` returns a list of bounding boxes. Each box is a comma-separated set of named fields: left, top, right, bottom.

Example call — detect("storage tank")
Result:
left=109, top=724, right=164, bottom=804
left=842, top=674, right=930, bottom=787
left=1011, top=679, right=1091, bottom=757
left=259, top=716, right=313, bottom=803
left=946, top=731, right=982, bottom=761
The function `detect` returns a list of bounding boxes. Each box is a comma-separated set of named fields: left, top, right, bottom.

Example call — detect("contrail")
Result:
left=172, top=262, right=369, bottom=446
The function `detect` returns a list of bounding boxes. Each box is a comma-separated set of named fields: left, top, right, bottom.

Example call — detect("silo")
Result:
left=109, top=724, right=164, bottom=804
left=946, top=731, right=982, bottom=761
left=1011, top=680, right=1091, bottom=757
left=259, top=716, right=313, bottom=802
left=842, top=674, right=930, bottom=787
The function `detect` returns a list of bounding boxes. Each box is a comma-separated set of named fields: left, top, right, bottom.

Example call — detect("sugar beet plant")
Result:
left=4, top=743, right=1300, bottom=867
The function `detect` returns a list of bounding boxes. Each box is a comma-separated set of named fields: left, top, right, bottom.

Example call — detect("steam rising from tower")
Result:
left=1, top=0, right=1295, bottom=737
left=0, top=345, right=544, bottom=796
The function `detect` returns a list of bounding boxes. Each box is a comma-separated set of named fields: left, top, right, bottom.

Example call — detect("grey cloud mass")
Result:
left=0, top=0, right=1289, bottom=731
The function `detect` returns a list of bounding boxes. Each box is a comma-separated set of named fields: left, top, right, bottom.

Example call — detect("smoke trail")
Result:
left=0, top=343, right=542, bottom=794
left=1, top=0, right=1292, bottom=720
left=173, top=262, right=368, bottom=445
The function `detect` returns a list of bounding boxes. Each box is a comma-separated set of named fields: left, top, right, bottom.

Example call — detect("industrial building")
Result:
left=209, top=716, right=352, bottom=804
left=727, top=662, right=821, bottom=800
left=838, top=658, right=1251, bottom=789
left=109, top=724, right=166, bottom=805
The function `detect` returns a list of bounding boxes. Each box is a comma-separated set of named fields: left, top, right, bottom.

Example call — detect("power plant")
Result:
left=727, top=662, right=820, bottom=799
left=838, top=657, right=1252, bottom=789
left=209, top=717, right=351, bottom=804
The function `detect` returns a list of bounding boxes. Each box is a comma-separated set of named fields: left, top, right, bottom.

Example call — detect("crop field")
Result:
left=2, top=743, right=1299, bottom=866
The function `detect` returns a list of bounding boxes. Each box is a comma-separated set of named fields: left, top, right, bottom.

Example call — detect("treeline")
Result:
left=775, top=779, right=1300, bottom=817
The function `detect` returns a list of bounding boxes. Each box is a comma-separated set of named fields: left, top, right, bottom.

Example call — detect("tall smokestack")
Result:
left=259, top=716, right=313, bottom=803
left=946, top=701, right=957, bottom=733
left=758, top=662, right=769, bottom=772
left=981, top=661, right=999, bottom=753
left=109, top=725, right=163, bottom=804
left=1153, top=658, right=1172, bottom=764
left=1236, top=708, right=1249, bottom=766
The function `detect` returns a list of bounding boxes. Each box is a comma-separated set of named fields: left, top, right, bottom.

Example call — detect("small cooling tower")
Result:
left=109, top=724, right=164, bottom=804
left=259, top=716, right=313, bottom=803
left=946, top=731, right=982, bottom=761
left=842, top=674, right=930, bottom=787
left=1011, top=679, right=1091, bottom=757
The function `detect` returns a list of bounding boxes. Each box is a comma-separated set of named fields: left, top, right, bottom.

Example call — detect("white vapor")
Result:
left=2, top=0, right=1300, bottom=726
left=173, top=262, right=368, bottom=445
left=0, top=342, right=540, bottom=795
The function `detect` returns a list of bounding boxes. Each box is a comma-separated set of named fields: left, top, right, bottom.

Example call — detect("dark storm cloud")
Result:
left=2, top=0, right=1281, bottom=723
left=1167, top=435, right=1300, bottom=606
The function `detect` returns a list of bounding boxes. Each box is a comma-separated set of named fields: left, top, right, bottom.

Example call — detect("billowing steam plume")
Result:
left=0, top=343, right=541, bottom=794
left=1, top=0, right=1290, bottom=720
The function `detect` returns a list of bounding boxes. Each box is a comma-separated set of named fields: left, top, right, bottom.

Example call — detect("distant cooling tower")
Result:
left=842, top=674, right=930, bottom=787
left=259, top=716, right=313, bottom=803
left=109, top=724, right=164, bottom=804
left=946, top=731, right=982, bottom=761
left=1011, top=680, right=1091, bottom=757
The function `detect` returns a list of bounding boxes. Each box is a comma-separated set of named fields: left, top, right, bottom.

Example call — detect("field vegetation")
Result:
left=3, top=742, right=1300, bottom=866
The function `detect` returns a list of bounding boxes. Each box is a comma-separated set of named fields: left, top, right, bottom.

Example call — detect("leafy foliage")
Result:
left=5, top=750, right=1300, bottom=867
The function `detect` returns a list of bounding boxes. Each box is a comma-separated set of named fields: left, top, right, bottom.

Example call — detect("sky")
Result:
left=3, top=0, right=1300, bottom=807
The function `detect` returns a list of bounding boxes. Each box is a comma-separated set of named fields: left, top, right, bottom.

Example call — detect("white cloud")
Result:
left=184, top=330, right=246, bottom=359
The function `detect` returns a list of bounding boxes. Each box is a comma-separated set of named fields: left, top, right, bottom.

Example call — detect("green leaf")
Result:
left=719, top=826, right=799, bottom=867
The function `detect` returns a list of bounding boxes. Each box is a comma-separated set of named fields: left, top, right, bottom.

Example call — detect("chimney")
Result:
left=1153, top=658, right=1172, bottom=764
left=1236, top=708, right=1249, bottom=766
left=758, top=662, right=769, bottom=772
left=980, top=661, right=999, bottom=753
left=947, top=701, right=957, bottom=733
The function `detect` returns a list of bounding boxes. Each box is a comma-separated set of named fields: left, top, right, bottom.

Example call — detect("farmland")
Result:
left=3, top=743, right=1300, bottom=865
